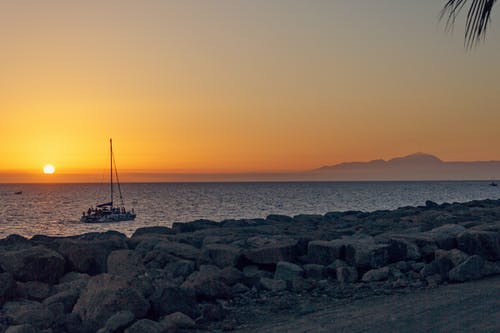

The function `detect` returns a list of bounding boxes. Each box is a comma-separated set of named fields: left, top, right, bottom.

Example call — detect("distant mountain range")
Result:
left=306, top=153, right=500, bottom=181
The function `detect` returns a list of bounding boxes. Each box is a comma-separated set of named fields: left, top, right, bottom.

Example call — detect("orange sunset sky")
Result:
left=1, top=1, right=500, bottom=182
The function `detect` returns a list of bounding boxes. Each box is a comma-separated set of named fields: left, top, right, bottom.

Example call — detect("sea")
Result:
left=0, top=181, right=498, bottom=238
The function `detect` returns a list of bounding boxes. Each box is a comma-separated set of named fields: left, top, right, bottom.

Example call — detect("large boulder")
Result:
left=181, top=266, right=232, bottom=300
left=448, top=255, right=484, bottom=282
left=107, top=250, right=146, bottom=279
left=307, top=240, right=345, bottom=265
left=57, top=238, right=127, bottom=275
left=16, top=281, right=51, bottom=301
left=43, top=289, right=80, bottom=313
left=153, top=240, right=200, bottom=261
left=361, top=267, right=390, bottom=282
left=457, top=230, right=500, bottom=261
left=425, top=224, right=467, bottom=250
left=433, top=249, right=469, bottom=280
left=2, top=300, right=54, bottom=329
left=0, top=272, right=16, bottom=306
left=345, top=242, right=390, bottom=270
left=200, top=244, right=241, bottom=268
left=72, top=274, right=149, bottom=332
left=379, top=236, right=421, bottom=262
left=0, top=246, right=65, bottom=284
left=274, top=261, right=304, bottom=281
left=243, top=237, right=299, bottom=265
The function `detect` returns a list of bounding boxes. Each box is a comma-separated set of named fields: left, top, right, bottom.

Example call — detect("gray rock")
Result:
left=58, top=272, right=90, bottom=284
left=218, top=267, right=243, bottom=286
left=149, top=286, right=198, bottom=319
left=307, top=240, right=345, bottom=265
left=345, top=242, right=390, bottom=269
left=96, top=310, right=135, bottom=333
left=336, top=266, right=358, bottom=283
left=303, top=264, right=325, bottom=279
left=72, top=274, right=149, bottom=332
left=161, top=312, right=195, bottom=329
left=0, top=246, right=65, bottom=284
left=57, top=238, right=127, bottom=275
left=448, top=255, right=484, bottom=282
left=361, top=267, right=390, bottom=282
left=457, top=230, right=500, bottom=261
left=16, top=282, right=51, bottom=301
left=172, top=219, right=219, bottom=233
left=5, top=325, right=38, bottom=333
left=242, top=265, right=272, bottom=287
left=43, top=289, right=80, bottom=313
left=124, top=319, right=164, bottom=333
left=259, top=277, right=287, bottom=292
left=384, top=237, right=421, bottom=261
left=164, top=259, right=195, bottom=280
left=3, top=300, right=54, bottom=329
left=181, top=268, right=232, bottom=300
left=274, top=261, right=304, bottom=281
left=0, top=272, right=16, bottom=306
left=435, top=249, right=469, bottom=266
left=434, top=249, right=469, bottom=279
left=244, top=237, right=298, bottom=265
left=232, top=283, right=249, bottom=293
left=106, top=250, right=145, bottom=279
left=200, top=244, right=241, bottom=268
left=426, top=224, right=466, bottom=250
left=154, top=240, right=200, bottom=261
left=481, top=261, right=500, bottom=276
left=131, top=226, right=174, bottom=237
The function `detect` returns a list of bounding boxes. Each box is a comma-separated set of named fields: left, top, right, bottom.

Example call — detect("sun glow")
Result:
left=43, top=164, right=55, bottom=174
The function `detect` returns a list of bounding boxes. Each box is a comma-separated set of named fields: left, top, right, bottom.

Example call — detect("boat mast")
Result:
left=110, top=138, right=113, bottom=207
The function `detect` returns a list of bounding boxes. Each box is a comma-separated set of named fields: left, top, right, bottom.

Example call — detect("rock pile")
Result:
left=0, top=199, right=500, bottom=332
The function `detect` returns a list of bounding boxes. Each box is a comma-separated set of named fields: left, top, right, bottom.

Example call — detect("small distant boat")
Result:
left=490, top=182, right=498, bottom=187
left=80, top=139, right=136, bottom=223
left=14, top=191, right=22, bottom=195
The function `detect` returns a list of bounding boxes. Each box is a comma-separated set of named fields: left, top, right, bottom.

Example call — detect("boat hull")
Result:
left=80, top=213, right=136, bottom=223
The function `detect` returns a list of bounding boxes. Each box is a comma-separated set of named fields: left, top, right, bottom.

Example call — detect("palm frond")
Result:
left=441, top=0, right=497, bottom=48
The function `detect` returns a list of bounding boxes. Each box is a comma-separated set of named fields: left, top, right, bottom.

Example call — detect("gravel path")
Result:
left=234, top=276, right=500, bottom=333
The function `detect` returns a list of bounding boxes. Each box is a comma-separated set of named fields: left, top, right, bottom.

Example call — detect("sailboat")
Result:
left=80, top=139, right=136, bottom=223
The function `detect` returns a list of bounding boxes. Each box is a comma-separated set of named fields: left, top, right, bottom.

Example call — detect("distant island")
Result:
left=307, top=153, right=500, bottom=181
left=3, top=153, right=500, bottom=183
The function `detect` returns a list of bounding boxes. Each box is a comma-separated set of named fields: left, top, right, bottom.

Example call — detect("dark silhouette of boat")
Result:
left=80, top=139, right=136, bottom=223
left=14, top=191, right=22, bottom=195
left=490, top=182, right=498, bottom=187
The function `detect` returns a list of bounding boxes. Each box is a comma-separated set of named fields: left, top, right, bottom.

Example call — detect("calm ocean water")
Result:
left=0, top=181, right=498, bottom=238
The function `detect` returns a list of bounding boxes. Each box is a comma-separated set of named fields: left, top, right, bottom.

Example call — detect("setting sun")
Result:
left=43, top=164, right=55, bottom=175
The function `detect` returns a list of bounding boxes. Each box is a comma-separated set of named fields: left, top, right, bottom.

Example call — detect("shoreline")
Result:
left=1, top=198, right=499, bottom=332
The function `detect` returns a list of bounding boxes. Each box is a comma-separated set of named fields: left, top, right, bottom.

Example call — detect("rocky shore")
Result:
left=1, top=198, right=500, bottom=333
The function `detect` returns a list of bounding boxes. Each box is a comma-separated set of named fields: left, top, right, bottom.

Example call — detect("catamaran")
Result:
left=80, top=139, right=136, bottom=223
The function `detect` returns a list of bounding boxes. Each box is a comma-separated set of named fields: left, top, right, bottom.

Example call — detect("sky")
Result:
left=1, top=1, right=500, bottom=182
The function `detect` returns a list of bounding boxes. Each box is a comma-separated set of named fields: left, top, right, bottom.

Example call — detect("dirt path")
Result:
left=234, top=276, right=500, bottom=333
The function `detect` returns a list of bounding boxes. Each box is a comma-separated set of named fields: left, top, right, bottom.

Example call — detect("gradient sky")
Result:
left=1, top=1, right=500, bottom=181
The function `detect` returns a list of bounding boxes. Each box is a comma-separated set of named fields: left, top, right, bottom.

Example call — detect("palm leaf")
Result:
left=441, top=0, right=497, bottom=47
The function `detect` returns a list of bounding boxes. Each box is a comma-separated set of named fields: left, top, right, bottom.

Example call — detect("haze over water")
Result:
left=1, top=181, right=498, bottom=238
